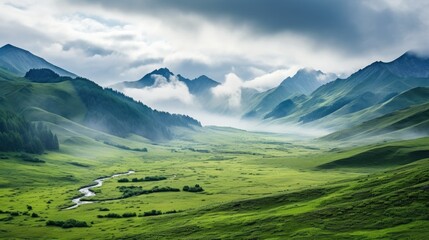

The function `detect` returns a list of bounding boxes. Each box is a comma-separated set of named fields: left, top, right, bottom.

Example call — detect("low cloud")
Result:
left=123, top=74, right=195, bottom=112
left=211, top=73, right=243, bottom=109
left=242, top=68, right=299, bottom=92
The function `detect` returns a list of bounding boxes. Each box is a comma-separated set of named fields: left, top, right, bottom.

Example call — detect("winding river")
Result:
left=66, top=170, right=135, bottom=210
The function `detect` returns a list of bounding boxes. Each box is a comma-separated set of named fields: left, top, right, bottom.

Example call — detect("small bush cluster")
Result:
left=19, top=154, right=45, bottom=163
left=117, top=176, right=167, bottom=183
left=117, top=186, right=180, bottom=198
left=142, top=210, right=162, bottom=217
left=98, top=212, right=136, bottom=218
left=46, top=219, right=89, bottom=228
left=183, top=184, right=204, bottom=192
left=103, top=141, right=148, bottom=152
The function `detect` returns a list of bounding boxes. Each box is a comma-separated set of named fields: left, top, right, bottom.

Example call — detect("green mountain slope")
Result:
left=0, top=68, right=201, bottom=141
left=321, top=101, right=429, bottom=141
left=268, top=52, right=429, bottom=134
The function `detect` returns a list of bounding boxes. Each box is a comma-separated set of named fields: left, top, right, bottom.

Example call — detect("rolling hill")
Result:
left=321, top=100, right=429, bottom=141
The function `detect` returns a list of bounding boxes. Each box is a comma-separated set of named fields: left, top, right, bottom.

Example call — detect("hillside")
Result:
left=321, top=101, right=429, bottom=141
left=0, top=68, right=201, bottom=141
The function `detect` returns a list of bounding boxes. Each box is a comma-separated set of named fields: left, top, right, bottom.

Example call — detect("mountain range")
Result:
left=1, top=43, right=429, bottom=141
left=113, top=67, right=220, bottom=96
left=268, top=52, right=429, bottom=132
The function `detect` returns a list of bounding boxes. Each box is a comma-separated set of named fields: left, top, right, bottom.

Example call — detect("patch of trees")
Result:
left=71, top=78, right=201, bottom=141
left=117, top=176, right=167, bottom=183
left=46, top=219, right=89, bottom=228
left=25, top=68, right=72, bottom=83
left=117, top=185, right=180, bottom=198
left=0, top=111, right=59, bottom=154
left=183, top=184, right=204, bottom=193
left=102, top=141, right=147, bottom=152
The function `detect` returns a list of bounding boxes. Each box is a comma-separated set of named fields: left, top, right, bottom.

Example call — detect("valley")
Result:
left=0, top=42, right=428, bottom=239
left=1, top=125, right=428, bottom=239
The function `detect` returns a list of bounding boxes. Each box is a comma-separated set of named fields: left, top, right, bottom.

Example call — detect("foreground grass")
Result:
left=0, top=128, right=428, bottom=239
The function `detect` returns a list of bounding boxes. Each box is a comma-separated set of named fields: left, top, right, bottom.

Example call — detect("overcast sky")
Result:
left=1, top=0, right=428, bottom=86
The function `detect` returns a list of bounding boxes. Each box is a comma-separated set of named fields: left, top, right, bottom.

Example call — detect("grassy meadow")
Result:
left=0, top=126, right=428, bottom=239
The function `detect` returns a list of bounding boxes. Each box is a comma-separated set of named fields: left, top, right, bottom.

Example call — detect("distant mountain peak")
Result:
left=150, top=67, right=173, bottom=77
left=384, top=50, right=429, bottom=78
left=0, top=44, right=76, bottom=77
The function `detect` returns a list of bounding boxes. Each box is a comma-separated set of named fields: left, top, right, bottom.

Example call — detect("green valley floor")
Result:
left=0, top=127, right=428, bottom=239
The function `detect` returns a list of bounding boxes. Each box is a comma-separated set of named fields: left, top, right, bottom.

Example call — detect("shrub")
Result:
left=99, top=207, right=110, bottom=211
left=183, top=184, right=204, bottom=192
left=122, top=212, right=137, bottom=218
left=46, top=219, right=88, bottom=228
left=10, top=211, right=20, bottom=216
left=31, top=213, right=39, bottom=218
left=142, top=210, right=162, bottom=217
left=117, top=178, right=129, bottom=183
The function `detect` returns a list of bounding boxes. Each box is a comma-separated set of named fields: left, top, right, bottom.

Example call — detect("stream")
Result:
left=66, top=170, right=135, bottom=210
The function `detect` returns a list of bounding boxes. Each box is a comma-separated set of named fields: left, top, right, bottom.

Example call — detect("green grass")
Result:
left=0, top=125, right=428, bottom=239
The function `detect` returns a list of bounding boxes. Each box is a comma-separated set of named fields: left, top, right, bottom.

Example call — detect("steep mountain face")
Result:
left=114, top=68, right=220, bottom=96
left=0, top=44, right=76, bottom=77
left=0, top=67, right=201, bottom=141
left=385, top=51, right=429, bottom=78
left=244, top=68, right=336, bottom=118
left=270, top=52, right=429, bottom=130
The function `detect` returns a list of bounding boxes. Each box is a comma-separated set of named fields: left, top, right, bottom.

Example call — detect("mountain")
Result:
left=384, top=51, right=429, bottom=78
left=186, top=75, right=220, bottom=95
left=0, top=67, right=201, bottom=141
left=243, top=68, right=336, bottom=118
left=0, top=44, right=76, bottom=77
left=268, top=52, right=429, bottom=130
left=113, top=68, right=220, bottom=96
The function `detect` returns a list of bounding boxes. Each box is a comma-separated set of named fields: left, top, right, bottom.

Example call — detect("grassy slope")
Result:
left=322, top=102, right=429, bottom=141
left=307, top=87, right=429, bottom=131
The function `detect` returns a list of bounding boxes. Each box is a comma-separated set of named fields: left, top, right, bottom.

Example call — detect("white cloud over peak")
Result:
left=123, top=74, right=195, bottom=113
left=242, top=67, right=299, bottom=92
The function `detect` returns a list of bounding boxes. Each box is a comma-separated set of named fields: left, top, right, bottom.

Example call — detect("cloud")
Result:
left=211, top=73, right=243, bottom=109
left=2, top=0, right=429, bottom=87
left=70, top=0, right=429, bottom=54
left=123, top=74, right=195, bottom=113
left=242, top=68, right=299, bottom=92
left=63, top=40, right=114, bottom=57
